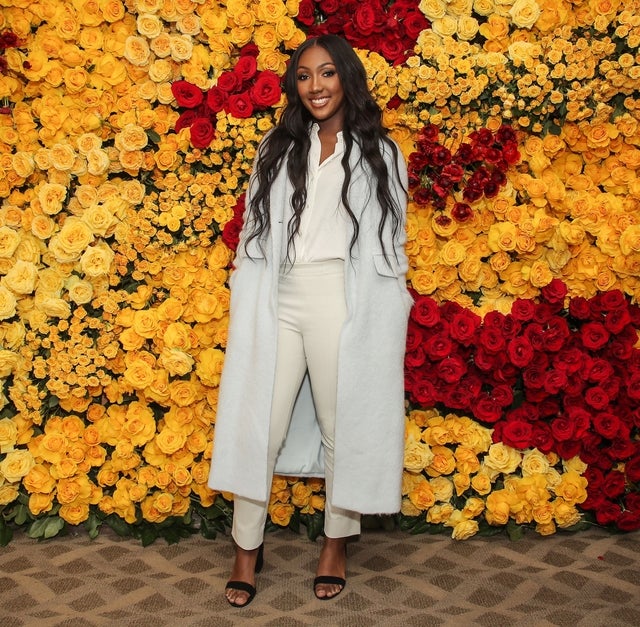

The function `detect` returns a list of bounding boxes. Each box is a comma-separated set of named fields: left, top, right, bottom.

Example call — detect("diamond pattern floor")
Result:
left=1, top=527, right=638, bottom=626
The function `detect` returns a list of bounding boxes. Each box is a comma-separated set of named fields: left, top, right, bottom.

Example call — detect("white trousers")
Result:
left=232, top=260, right=361, bottom=550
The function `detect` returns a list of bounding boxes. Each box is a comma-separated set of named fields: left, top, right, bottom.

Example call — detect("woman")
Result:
left=208, top=34, right=412, bottom=607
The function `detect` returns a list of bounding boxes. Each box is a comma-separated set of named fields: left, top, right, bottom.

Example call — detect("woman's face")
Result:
left=296, top=45, right=345, bottom=133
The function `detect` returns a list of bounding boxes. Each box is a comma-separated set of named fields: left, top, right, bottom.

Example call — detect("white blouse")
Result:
left=281, top=126, right=350, bottom=263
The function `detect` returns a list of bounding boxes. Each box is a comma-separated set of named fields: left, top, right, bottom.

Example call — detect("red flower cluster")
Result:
left=172, top=48, right=282, bottom=149
left=221, top=193, right=246, bottom=253
left=407, top=124, right=520, bottom=221
left=405, top=279, right=640, bottom=531
left=296, top=0, right=429, bottom=65
left=0, top=30, right=20, bottom=83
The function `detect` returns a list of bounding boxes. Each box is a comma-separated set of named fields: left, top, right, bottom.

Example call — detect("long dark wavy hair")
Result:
left=243, top=35, right=405, bottom=263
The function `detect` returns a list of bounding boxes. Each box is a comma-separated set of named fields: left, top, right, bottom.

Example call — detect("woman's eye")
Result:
left=323, top=70, right=335, bottom=77
left=297, top=73, right=308, bottom=81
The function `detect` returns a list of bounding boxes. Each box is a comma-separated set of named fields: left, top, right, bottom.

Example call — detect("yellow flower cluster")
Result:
left=401, top=410, right=587, bottom=539
left=267, top=476, right=325, bottom=527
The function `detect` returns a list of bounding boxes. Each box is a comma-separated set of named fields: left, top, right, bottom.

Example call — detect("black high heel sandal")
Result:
left=313, top=542, right=347, bottom=600
left=225, top=544, right=264, bottom=608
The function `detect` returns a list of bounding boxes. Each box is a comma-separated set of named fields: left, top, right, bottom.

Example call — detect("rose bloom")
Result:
left=0, top=226, right=21, bottom=259
left=3, top=259, right=38, bottom=294
left=409, top=479, right=437, bottom=510
left=0, top=286, right=17, bottom=320
left=485, top=490, right=512, bottom=526
left=115, top=123, right=148, bottom=152
left=426, top=445, right=456, bottom=477
left=195, top=347, right=225, bottom=387
left=123, top=359, right=156, bottom=390
left=404, top=439, right=435, bottom=472
left=484, top=443, right=522, bottom=475
left=430, top=475, right=454, bottom=502
left=49, top=218, right=94, bottom=263
left=37, top=182, right=67, bottom=216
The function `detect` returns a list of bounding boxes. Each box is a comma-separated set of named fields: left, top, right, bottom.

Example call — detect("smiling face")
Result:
left=296, top=44, right=345, bottom=133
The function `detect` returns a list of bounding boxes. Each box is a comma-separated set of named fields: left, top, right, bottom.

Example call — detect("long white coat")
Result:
left=208, top=137, right=413, bottom=514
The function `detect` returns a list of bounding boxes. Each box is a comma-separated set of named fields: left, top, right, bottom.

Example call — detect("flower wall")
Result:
left=0, top=0, right=639, bottom=544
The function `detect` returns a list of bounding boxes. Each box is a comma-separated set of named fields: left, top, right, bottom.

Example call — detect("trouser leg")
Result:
left=300, top=263, right=361, bottom=539
left=231, top=285, right=307, bottom=550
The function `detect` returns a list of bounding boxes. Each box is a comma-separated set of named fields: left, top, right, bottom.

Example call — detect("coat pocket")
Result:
left=373, top=253, right=401, bottom=277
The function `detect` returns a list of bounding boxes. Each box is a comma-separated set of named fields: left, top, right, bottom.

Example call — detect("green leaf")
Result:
left=13, top=503, right=30, bottom=526
left=506, top=520, right=525, bottom=541
left=105, top=514, right=132, bottom=537
left=304, top=511, right=324, bottom=541
left=0, top=518, right=13, bottom=546
left=27, top=517, right=49, bottom=539
left=146, top=129, right=161, bottom=144
left=139, top=525, right=158, bottom=547
left=43, top=516, right=65, bottom=539
left=85, top=512, right=102, bottom=539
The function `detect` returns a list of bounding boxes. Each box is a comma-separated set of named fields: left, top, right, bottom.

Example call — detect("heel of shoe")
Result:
left=255, top=543, right=264, bottom=574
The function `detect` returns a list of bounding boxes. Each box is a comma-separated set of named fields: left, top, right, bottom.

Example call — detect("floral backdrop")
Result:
left=0, top=0, right=639, bottom=545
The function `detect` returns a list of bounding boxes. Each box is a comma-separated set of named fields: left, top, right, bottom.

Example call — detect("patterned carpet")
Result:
left=1, top=525, right=639, bottom=627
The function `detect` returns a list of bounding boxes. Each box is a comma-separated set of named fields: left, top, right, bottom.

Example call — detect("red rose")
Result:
left=530, top=422, right=554, bottom=452
left=320, top=0, right=340, bottom=13
left=550, top=416, right=575, bottom=441
left=543, top=369, right=568, bottom=395
left=608, top=437, right=637, bottom=460
left=584, top=386, right=610, bottom=410
left=235, top=55, right=258, bottom=83
left=451, top=202, right=473, bottom=222
left=474, top=394, right=502, bottom=423
left=580, top=322, right=610, bottom=350
left=500, top=419, right=533, bottom=449
left=405, top=323, right=424, bottom=353
left=379, top=36, right=408, bottom=65
left=171, top=80, right=204, bottom=108
left=555, top=440, right=581, bottom=459
left=625, top=454, right=640, bottom=483
left=603, top=470, right=626, bottom=499
left=436, top=354, right=467, bottom=383
left=354, top=4, right=378, bottom=35
left=594, top=500, right=622, bottom=525
left=239, top=43, right=259, bottom=58
left=592, top=412, right=622, bottom=439
left=604, top=308, right=631, bottom=334
left=403, top=11, right=429, bottom=38
left=189, top=117, right=215, bottom=149
left=595, top=289, right=627, bottom=312
left=554, top=347, right=586, bottom=375
left=222, top=215, right=243, bottom=252
left=507, top=336, right=534, bottom=368
left=542, top=316, right=570, bottom=352
left=507, top=402, right=540, bottom=422
left=610, top=336, right=634, bottom=361
left=522, top=355, right=550, bottom=389
left=511, top=298, right=536, bottom=322
left=296, top=0, right=316, bottom=25
left=524, top=323, right=545, bottom=352
left=249, top=71, right=282, bottom=109
left=405, top=346, right=426, bottom=369
left=579, top=432, right=604, bottom=464
left=217, top=70, right=240, bottom=93
left=476, top=326, right=506, bottom=354
left=491, top=384, right=514, bottom=407
left=425, top=332, right=453, bottom=360
left=540, top=278, right=567, bottom=305
left=586, top=357, right=614, bottom=383
left=175, top=109, right=200, bottom=133
left=568, top=296, right=592, bottom=320
left=206, top=86, right=227, bottom=113
left=227, top=92, right=254, bottom=118
left=411, top=296, right=440, bottom=327
left=410, top=374, right=438, bottom=405
left=584, top=466, right=605, bottom=491
left=616, top=510, right=640, bottom=531
left=449, top=309, right=481, bottom=345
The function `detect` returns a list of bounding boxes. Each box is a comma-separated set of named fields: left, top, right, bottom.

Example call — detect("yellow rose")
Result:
left=169, top=379, right=201, bottom=407
left=0, top=417, right=18, bottom=452
left=401, top=497, right=422, bottom=517
left=12, top=152, right=35, bottom=178
left=487, top=222, right=518, bottom=252
left=439, top=240, right=467, bottom=266
left=268, top=501, right=294, bottom=526
left=115, top=123, right=148, bottom=152
left=79, top=242, right=114, bottom=277
left=457, top=16, right=479, bottom=41
left=49, top=217, right=94, bottom=263
left=0, top=484, right=19, bottom=506
left=195, top=347, right=225, bottom=387
left=0, top=226, right=21, bottom=258
left=426, top=445, right=457, bottom=477
left=484, top=443, right=522, bottom=475
left=426, top=502, right=455, bottom=523
left=29, top=492, right=55, bottom=515
left=485, top=490, right=513, bottom=525
left=86, top=148, right=111, bottom=176
left=59, top=502, right=91, bottom=525
left=123, top=359, right=156, bottom=390
left=553, top=471, right=587, bottom=505
left=159, top=347, right=194, bottom=377
left=521, top=449, right=550, bottom=476
left=155, top=427, right=187, bottom=455
left=0, top=286, right=16, bottom=321
left=451, top=518, right=479, bottom=540
left=404, top=439, right=434, bottom=473
left=133, top=309, right=160, bottom=339
left=122, top=401, right=156, bottom=446
left=509, top=0, right=541, bottom=28
left=137, top=12, right=163, bottom=38
left=473, top=0, right=495, bottom=16
left=3, top=259, right=38, bottom=294
left=0, top=448, right=36, bottom=482
left=170, top=34, right=193, bottom=62
left=430, top=475, right=454, bottom=502
left=64, top=276, right=93, bottom=305
left=432, top=16, right=458, bottom=37
left=409, top=479, right=436, bottom=510
left=49, top=143, right=77, bottom=171
left=39, top=297, right=71, bottom=319
left=553, top=499, right=581, bottom=528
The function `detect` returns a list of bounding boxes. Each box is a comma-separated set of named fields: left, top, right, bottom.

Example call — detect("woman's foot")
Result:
left=225, top=544, right=264, bottom=607
left=314, top=536, right=347, bottom=600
